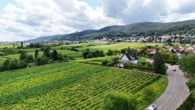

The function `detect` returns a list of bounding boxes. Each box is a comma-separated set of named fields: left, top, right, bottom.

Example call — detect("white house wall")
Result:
left=130, top=60, right=138, bottom=64
left=121, top=55, right=130, bottom=62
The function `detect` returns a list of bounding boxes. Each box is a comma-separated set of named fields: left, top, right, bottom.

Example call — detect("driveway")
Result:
left=145, top=60, right=190, bottom=110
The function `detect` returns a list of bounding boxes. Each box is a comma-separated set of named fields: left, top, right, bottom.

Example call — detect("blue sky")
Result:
left=79, top=0, right=101, bottom=8
left=0, top=0, right=195, bottom=41
left=0, top=0, right=14, bottom=15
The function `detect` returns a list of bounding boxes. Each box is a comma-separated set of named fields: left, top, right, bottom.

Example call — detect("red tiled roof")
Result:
left=147, top=49, right=156, bottom=53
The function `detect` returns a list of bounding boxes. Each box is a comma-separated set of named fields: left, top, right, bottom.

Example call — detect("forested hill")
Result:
left=32, top=20, right=195, bottom=41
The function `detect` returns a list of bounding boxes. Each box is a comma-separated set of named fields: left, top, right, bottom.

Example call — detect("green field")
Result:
left=52, top=42, right=172, bottom=53
left=0, top=43, right=13, bottom=48
left=0, top=57, right=5, bottom=65
left=57, top=50, right=82, bottom=58
left=0, top=62, right=167, bottom=110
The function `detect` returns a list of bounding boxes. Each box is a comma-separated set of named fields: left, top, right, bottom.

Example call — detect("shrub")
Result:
left=103, top=93, right=136, bottom=110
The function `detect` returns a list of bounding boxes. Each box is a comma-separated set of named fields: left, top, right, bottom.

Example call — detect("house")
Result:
left=147, top=49, right=156, bottom=54
left=169, top=45, right=184, bottom=53
left=119, top=53, right=138, bottom=65
left=161, top=36, right=170, bottom=42
left=134, top=47, right=142, bottom=52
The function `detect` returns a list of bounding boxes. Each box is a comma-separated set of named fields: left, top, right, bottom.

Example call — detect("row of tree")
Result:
left=82, top=49, right=104, bottom=59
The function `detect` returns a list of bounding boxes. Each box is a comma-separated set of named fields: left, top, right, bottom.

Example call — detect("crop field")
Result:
left=0, top=43, right=13, bottom=48
left=54, top=42, right=181, bottom=52
left=4, top=52, right=38, bottom=59
left=57, top=50, right=82, bottom=58
left=0, top=62, right=165, bottom=110
left=3, top=49, right=81, bottom=59
left=52, top=42, right=168, bottom=52
left=74, top=56, right=117, bottom=63
left=0, top=48, right=35, bottom=56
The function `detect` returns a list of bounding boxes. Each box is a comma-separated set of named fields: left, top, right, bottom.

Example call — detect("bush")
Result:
left=103, top=93, right=136, bottom=110
left=124, top=63, right=153, bottom=71
left=102, top=60, right=108, bottom=66
left=165, top=60, right=177, bottom=64
left=0, top=59, right=27, bottom=71
left=36, top=56, right=49, bottom=66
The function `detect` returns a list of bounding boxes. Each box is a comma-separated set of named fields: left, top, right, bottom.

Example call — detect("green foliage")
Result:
left=51, top=49, right=58, bottom=61
left=43, top=47, right=50, bottom=57
left=121, top=47, right=135, bottom=54
left=34, top=49, right=39, bottom=58
left=27, top=42, right=44, bottom=48
left=168, top=53, right=179, bottom=62
left=0, top=59, right=27, bottom=71
left=21, top=42, right=23, bottom=48
left=143, top=87, right=155, bottom=101
left=179, top=55, right=195, bottom=76
left=153, top=50, right=167, bottom=74
left=124, top=63, right=153, bottom=71
left=82, top=49, right=104, bottom=59
left=103, top=93, right=136, bottom=110
left=102, top=60, right=108, bottom=66
left=19, top=51, right=28, bottom=61
left=177, top=78, right=195, bottom=110
left=36, top=56, right=49, bottom=65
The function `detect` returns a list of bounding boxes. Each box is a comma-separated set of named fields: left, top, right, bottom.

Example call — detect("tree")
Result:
left=20, top=51, right=28, bottom=61
left=153, top=50, right=167, bottom=74
left=35, top=49, right=39, bottom=58
left=179, top=55, right=195, bottom=76
left=52, top=49, right=58, bottom=61
left=168, top=53, right=179, bottom=62
left=102, top=60, right=108, bottom=66
left=103, top=93, right=136, bottom=110
left=44, top=47, right=50, bottom=57
left=112, top=57, right=119, bottom=64
left=36, top=56, right=49, bottom=65
left=21, top=41, right=23, bottom=48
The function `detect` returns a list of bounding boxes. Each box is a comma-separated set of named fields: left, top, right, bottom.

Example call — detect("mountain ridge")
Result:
left=28, top=20, right=195, bottom=41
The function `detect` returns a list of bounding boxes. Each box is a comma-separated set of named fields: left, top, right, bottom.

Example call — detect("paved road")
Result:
left=145, top=62, right=190, bottom=110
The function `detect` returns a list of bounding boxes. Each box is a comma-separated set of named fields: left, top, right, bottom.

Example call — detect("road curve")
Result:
left=145, top=64, right=190, bottom=110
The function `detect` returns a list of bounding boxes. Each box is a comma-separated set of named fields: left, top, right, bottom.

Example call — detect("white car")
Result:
left=148, top=104, right=157, bottom=110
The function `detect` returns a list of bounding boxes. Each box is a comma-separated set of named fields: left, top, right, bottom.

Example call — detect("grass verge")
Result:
left=135, top=76, right=168, bottom=110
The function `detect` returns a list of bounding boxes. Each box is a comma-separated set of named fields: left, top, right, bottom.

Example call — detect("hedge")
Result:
left=124, top=64, right=153, bottom=71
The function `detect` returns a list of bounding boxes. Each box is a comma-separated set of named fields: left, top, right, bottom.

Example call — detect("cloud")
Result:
left=0, top=0, right=122, bottom=41
left=99, top=0, right=195, bottom=23
left=1, top=0, right=195, bottom=41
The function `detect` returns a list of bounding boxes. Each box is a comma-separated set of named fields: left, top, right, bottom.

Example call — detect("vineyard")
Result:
left=0, top=62, right=163, bottom=110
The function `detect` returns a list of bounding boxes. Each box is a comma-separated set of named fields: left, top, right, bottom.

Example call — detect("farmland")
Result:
left=54, top=42, right=166, bottom=52
left=0, top=62, right=167, bottom=110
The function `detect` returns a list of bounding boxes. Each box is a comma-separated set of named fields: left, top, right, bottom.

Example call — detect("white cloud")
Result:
left=1, top=0, right=195, bottom=41
left=0, top=0, right=122, bottom=41
left=99, top=0, right=195, bottom=23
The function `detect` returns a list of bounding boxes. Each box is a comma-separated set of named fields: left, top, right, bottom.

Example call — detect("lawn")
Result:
left=0, top=62, right=167, bottom=110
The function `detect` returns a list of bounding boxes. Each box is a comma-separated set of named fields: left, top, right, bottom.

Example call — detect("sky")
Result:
left=1, top=0, right=195, bottom=42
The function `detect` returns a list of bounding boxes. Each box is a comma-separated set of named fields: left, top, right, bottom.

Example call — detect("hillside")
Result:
left=27, top=35, right=61, bottom=42
left=31, top=20, right=195, bottom=41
